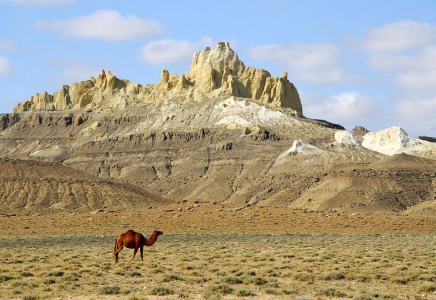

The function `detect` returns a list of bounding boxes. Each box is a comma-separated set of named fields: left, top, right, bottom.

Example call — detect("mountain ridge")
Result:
left=1, top=42, right=436, bottom=215
left=14, top=42, right=302, bottom=116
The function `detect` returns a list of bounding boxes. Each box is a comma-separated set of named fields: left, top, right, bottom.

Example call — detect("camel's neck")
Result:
left=144, top=232, right=159, bottom=246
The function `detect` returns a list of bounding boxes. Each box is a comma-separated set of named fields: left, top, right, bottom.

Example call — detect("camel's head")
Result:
left=154, top=230, right=163, bottom=237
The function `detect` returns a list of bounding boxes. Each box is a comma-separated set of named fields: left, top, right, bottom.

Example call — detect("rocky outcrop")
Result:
left=14, top=42, right=303, bottom=115
left=278, top=139, right=323, bottom=158
left=352, top=126, right=369, bottom=134
left=186, top=42, right=302, bottom=112
left=334, top=130, right=362, bottom=150
left=419, top=136, right=436, bottom=143
left=0, top=114, right=20, bottom=130
left=305, top=119, right=345, bottom=130
left=362, top=127, right=436, bottom=156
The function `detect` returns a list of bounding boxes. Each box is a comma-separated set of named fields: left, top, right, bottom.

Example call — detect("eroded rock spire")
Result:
left=14, top=42, right=303, bottom=115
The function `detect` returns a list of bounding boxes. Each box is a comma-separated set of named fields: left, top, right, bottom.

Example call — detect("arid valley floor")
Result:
left=2, top=43, right=436, bottom=299
left=1, top=204, right=436, bottom=299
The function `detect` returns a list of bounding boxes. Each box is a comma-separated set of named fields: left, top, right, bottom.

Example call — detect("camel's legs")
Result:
left=114, top=242, right=124, bottom=263
left=140, top=247, right=144, bottom=261
left=128, top=248, right=138, bottom=263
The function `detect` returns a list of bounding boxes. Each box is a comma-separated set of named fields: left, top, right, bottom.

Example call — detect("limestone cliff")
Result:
left=14, top=42, right=302, bottom=115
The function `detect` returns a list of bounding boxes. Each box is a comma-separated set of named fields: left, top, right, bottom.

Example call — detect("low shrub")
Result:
left=315, top=287, right=347, bottom=297
left=63, top=272, right=79, bottom=282
left=264, top=288, right=283, bottom=295
left=10, top=280, right=27, bottom=287
left=203, top=290, right=222, bottom=300
left=419, top=283, right=436, bottom=293
left=317, top=271, right=345, bottom=280
left=23, top=294, right=40, bottom=300
left=158, top=273, right=184, bottom=282
left=219, top=276, right=242, bottom=284
left=99, top=285, right=121, bottom=295
left=127, top=270, right=142, bottom=277
left=0, top=274, right=14, bottom=282
left=354, top=292, right=396, bottom=299
left=291, top=272, right=314, bottom=282
left=240, top=274, right=268, bottom=285
left=41, top=277, right=56, bottom=284
left=235, top=288, right=255, bottom=296
left=48, top=270, right=64, bottom=277
left=206, top=284, right=234, bottom=295
left=128, top=294, right=145, bottom=300
left=148, top=285, right=174, bottom=295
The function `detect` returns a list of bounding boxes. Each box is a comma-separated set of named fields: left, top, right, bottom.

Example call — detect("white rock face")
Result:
left=214, top=96, right=250, bottom=109
left=362, top=126, right=435, bottom=156
left=334, top=130, right=362, bottom=147
left=278, top=139, right=322, bottom=159
left=215, top=115, right=251, bottom=126
left=289, top=139, right=321, bottom=153
left=214, top=97, right=288, bottom=128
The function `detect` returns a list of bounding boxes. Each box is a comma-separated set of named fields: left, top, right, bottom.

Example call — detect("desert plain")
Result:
left=1, top=43, right=436, bottom=299
left=1, top=203, right=436, bottom=299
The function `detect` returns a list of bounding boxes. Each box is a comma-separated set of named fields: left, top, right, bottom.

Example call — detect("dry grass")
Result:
left=3, top=203, right=436, bottom=237
left=0, top=234, right=436, bottom=299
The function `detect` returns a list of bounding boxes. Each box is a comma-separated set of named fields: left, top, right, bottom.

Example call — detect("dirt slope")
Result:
left=0, top=159, right=167, bottom=213
left=0, top=102, right=435, bottom=214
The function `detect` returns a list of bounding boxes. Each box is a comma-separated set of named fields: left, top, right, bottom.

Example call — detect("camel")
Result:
left=114, top=229, right=163, bottom=263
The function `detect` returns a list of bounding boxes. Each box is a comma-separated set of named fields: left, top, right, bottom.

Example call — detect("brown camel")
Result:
left=114, top=229, right=163, bottom=263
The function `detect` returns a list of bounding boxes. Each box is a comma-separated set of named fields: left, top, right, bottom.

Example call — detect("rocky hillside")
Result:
left=0, top=158, right=165, bottom=213
left=1, top=42, right=436, bottom=214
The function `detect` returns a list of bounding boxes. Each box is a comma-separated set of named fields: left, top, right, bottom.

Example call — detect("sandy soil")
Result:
left=2, top=201, right=436, bottom=237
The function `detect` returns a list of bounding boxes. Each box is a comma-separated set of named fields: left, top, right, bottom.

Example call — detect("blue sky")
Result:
left=1, top=0, right=436, bottom=136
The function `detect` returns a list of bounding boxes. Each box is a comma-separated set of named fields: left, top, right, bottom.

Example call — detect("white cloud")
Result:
left=395, top=69, right=436, bottom=91
left=303, top=90, right=436, bottom=136
left=48, top=58, right=106, bottom=84
left=0, top=0, right=73, bottom=5
left=139, top=37, right=214, bottom=64
left=368, top=45, right=436, bottom=71
left=246, top=43, right=343, bottom=84
left=0, top=38, right=16, bottom=51
left=303, top=92, right=383, bottom=125
left=0, top=56, right=11, bottom=76
left=247, top=43, right=340, bottom=70
left=395, top=96, right=436, bottom=120
left=393, top=96, right=436, bottom=136
left=362, top=22, right=436, bottom=93
left=292, top=69, right=343, bottom=85
left=361, top=21, right=436, bottom=53
left=368, top=45, right=436, bottom=92
left=359, top=21, right=436, bottom=135
left=35, top=10, right=165, bottom=41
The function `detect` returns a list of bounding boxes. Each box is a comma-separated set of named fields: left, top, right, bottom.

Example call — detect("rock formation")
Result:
left=14, top=42, right=303, bottom=115
left=278, top=139, right=323, bottom=158
left=334, top=130, right=362, bottom=150
left=6, top=42, right=436, bottom=215
left=419, top=136, right=436, bottom=143
left=362, top=126, right=436, bottom=156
